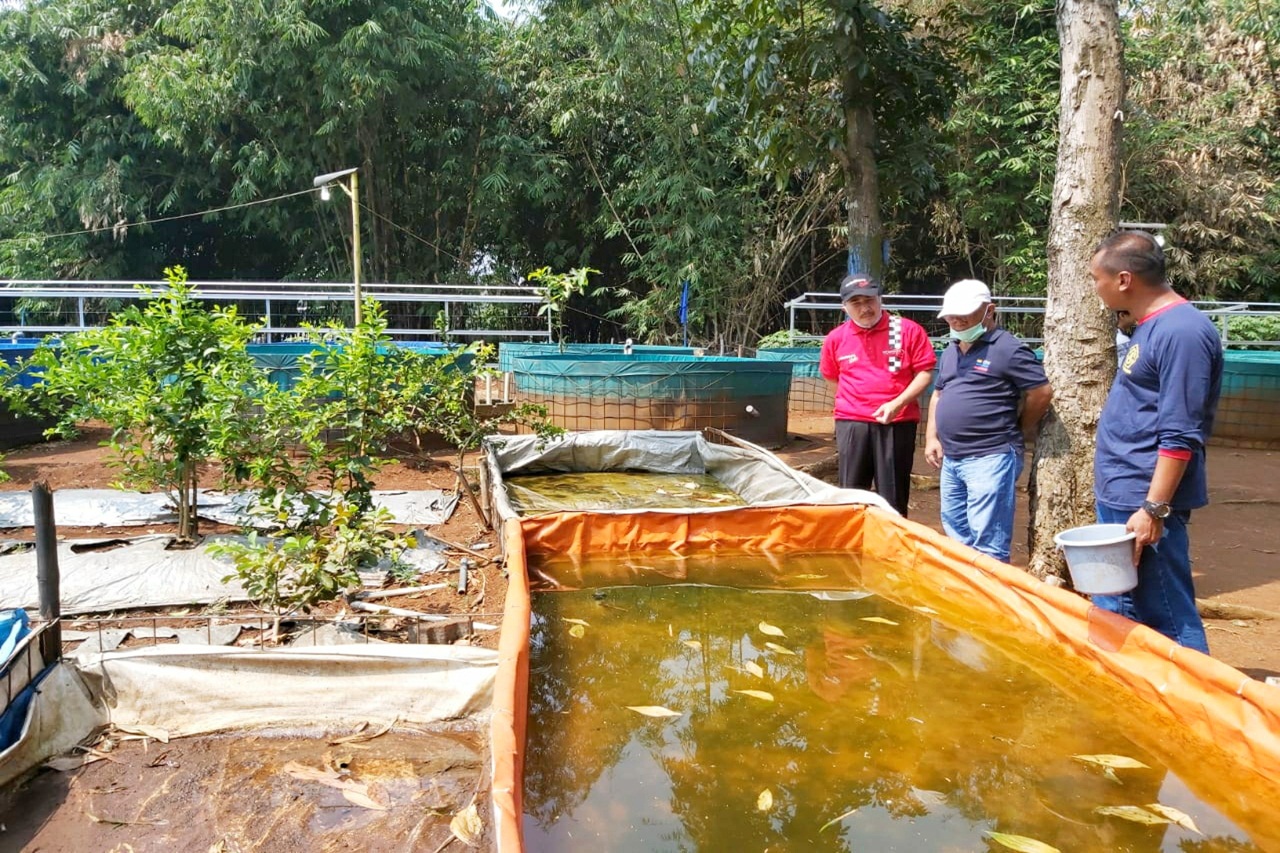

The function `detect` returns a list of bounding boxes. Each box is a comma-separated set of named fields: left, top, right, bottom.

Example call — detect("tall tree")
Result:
left=1027, top=0, right=1124, bottom=577
left=1120, top=0, right=1280, bottom=302
left=692, top=0, right=953, bottom=281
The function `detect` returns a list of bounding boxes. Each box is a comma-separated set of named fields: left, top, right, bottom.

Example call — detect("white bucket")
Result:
left=1053, top=523, right=1138, bottom=595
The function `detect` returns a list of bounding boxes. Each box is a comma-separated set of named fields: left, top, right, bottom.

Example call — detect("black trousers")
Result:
left=834, top=419, right=917, bottom=517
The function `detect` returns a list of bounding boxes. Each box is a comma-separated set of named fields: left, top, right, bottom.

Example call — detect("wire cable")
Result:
left=357, top=201, right=464, bottom=265
left=4, top=187, right=320, bottom=242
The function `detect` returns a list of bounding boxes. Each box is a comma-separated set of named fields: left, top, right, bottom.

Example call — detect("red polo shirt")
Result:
left=819, top=313, right=936, bottom=422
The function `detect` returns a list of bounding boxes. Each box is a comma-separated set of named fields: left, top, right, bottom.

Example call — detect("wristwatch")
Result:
left=1141, top=500, right=1172, bottom=520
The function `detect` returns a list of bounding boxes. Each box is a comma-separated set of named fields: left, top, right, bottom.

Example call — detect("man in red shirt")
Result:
left=819, top=275, right=937, bottom=515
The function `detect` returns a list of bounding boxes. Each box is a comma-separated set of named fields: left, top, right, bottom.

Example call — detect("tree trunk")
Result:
left=839, top=98, right=884, bottom=280
left=1027, top=0, right=1124, bottom=578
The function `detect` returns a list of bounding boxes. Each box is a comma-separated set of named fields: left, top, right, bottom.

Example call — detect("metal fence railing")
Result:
left=784, top=292, right=1280, bottom=350
left=0, top=280, right=552, bottom=343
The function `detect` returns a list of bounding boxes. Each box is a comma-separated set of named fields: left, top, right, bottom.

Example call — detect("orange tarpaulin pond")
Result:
left=491, top=504, right=1280, bottom=852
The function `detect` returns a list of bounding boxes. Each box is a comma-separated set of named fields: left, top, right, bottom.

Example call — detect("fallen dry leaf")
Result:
left=451, top=803, right=485, bottom=847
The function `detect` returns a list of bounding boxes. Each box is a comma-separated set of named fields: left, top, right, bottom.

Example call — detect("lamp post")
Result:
left=313, top=167, right=363, bottom=326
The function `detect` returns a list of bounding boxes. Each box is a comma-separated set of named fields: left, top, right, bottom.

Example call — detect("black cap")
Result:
left=839, top=274, right=882, bottom=301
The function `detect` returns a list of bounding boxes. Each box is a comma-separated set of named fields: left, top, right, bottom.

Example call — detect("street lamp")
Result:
left=313, top=167, right=363, bottom=326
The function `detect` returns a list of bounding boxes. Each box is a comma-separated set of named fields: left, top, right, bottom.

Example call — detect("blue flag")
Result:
left=678, top=279, right=690, bottom=326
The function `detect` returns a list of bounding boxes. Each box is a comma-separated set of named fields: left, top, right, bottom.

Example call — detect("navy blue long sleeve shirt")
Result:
left=1094, top=300, right=1223, bottom=510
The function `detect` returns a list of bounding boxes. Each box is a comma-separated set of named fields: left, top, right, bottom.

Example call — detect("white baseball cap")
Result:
left=938, top=279, right=992, bottom=318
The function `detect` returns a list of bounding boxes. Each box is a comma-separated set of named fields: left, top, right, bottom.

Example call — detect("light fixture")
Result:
left=312, top=167, right=362, bottom=326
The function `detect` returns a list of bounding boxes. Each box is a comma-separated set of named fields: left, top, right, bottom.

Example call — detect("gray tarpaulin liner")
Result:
left=0, top=642, right=496, bottom=788
left=0, top=488, right=459, bottom=529
left=0, top=533, right=450, bottom=615
left=0, top=534, right=250, bottom=614
left=482, top=430, right=891, bottom=524
left=0, top=626, right=107, bottom=789
left=75, top=644, right=497, bottom=737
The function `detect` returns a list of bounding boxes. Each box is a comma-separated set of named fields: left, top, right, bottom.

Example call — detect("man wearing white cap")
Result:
left=925, top=279, right=1052, bottom=562
left=820, top=274, right=937, bottom=515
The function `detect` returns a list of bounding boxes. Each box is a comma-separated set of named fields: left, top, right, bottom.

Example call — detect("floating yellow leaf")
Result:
left=819, top=806, right=858, bottom=832
left=625, top=705, right=683, bottom=718
left=758, top=621, right=786, bottom=637
left=1072, top=754, right=1150, bottom=770
left=1144, top=804, right=1202, bottom=835
left=984, top=831, right=1061, bottom=853
left=764, top=642, right=797, bottom=656
left=561, top=618, right=590, bottom=627
left=682, top=639, right=702, bottom=650
left=732, top=689, right=774, bottom=702
left=450, top=803, right=485, bottom=847
left=568, top=624, right=586, bottom=638
left=860, top=616, right=899, bottom=626
left=744, top=660, right=765, bottom=678
left=1095, top=805, right=1170, bottom=826
left=757, top=789, right=773, bottom=811
left=793, top=574, right=828, bottom=580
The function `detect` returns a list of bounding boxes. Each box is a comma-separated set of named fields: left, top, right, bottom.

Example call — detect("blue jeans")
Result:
left=1091, top=502, right=1208, bottom=654
left=940, top=448, right=1023, bottom=563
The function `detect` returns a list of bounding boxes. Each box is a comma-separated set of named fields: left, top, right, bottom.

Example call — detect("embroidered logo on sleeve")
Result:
left=1122, top=343, right=1140, bottom=375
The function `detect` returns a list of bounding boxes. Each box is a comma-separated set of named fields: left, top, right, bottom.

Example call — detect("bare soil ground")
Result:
left=3, top=419, right=1278, bottom=678
left=2, top=418, right=1277, bottom=851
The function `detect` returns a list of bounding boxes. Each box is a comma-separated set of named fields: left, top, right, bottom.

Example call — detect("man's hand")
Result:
left=1125, top=508, right=1163, bottom=566
left=925, top=437, right=943, bottom=469
left=873, top=400, right=901, bottom=424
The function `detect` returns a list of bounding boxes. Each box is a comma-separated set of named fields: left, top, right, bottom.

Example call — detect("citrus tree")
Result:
left=9, top=266, right=260, bottom=544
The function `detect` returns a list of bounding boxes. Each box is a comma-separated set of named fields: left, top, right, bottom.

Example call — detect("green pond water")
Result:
left=522, top=555, right=1265, bottom=853
left=505, top=471, right=745, bottom=513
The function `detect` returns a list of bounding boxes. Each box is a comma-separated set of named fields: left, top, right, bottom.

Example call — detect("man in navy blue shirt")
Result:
left=925, top=280, right=1052, bottom=562
left=1091, top=231, right=1223, bottom=654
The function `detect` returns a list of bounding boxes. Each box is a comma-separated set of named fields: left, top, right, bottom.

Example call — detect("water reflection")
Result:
left=523, top=579, right=1261, bottom=853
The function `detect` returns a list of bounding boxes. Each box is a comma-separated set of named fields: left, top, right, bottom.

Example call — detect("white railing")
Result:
left=784, top=292, right=1280, bottom=349
left=0, top=280, right=553, bottom=342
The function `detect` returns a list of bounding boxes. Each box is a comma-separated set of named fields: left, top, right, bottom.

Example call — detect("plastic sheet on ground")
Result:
left=0, top=488, right=459, bottom=529
left=75, top=643, right=498, bottom=737
left=481, top=430, right=890, bottom=525
left=0, top=534, right=248, bottom=614
left=0, top=637, right=496, bottom=790
left=0, top=533, right=455, bottom=614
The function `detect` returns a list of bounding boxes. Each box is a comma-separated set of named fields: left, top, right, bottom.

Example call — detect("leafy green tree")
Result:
left=692, top=0, right=954, bottom=281
left=1121, top=0, right=1280, bottom=301
left=926, top=0, right=1060, bottom=294
left=528, top=266, right=597, bottom=350
left=8, top=266, right=261, bottom=544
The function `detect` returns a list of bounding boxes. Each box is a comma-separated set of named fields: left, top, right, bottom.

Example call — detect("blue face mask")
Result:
left=949, top=322, right=986, bottom=343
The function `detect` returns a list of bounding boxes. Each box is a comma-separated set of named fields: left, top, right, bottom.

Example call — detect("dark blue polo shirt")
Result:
left=934, top=328, right=1048, bottom=459
left=1095, top=301, right=1222, bottom=510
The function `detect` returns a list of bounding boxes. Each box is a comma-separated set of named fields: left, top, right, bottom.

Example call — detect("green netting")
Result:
left=509, top=353, right=792, bottom=399
left=245, top=343, right=469, bottom=391
left=755, top=347, right=822, bottom=378
left=498, top=343, right=697, bottom=373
